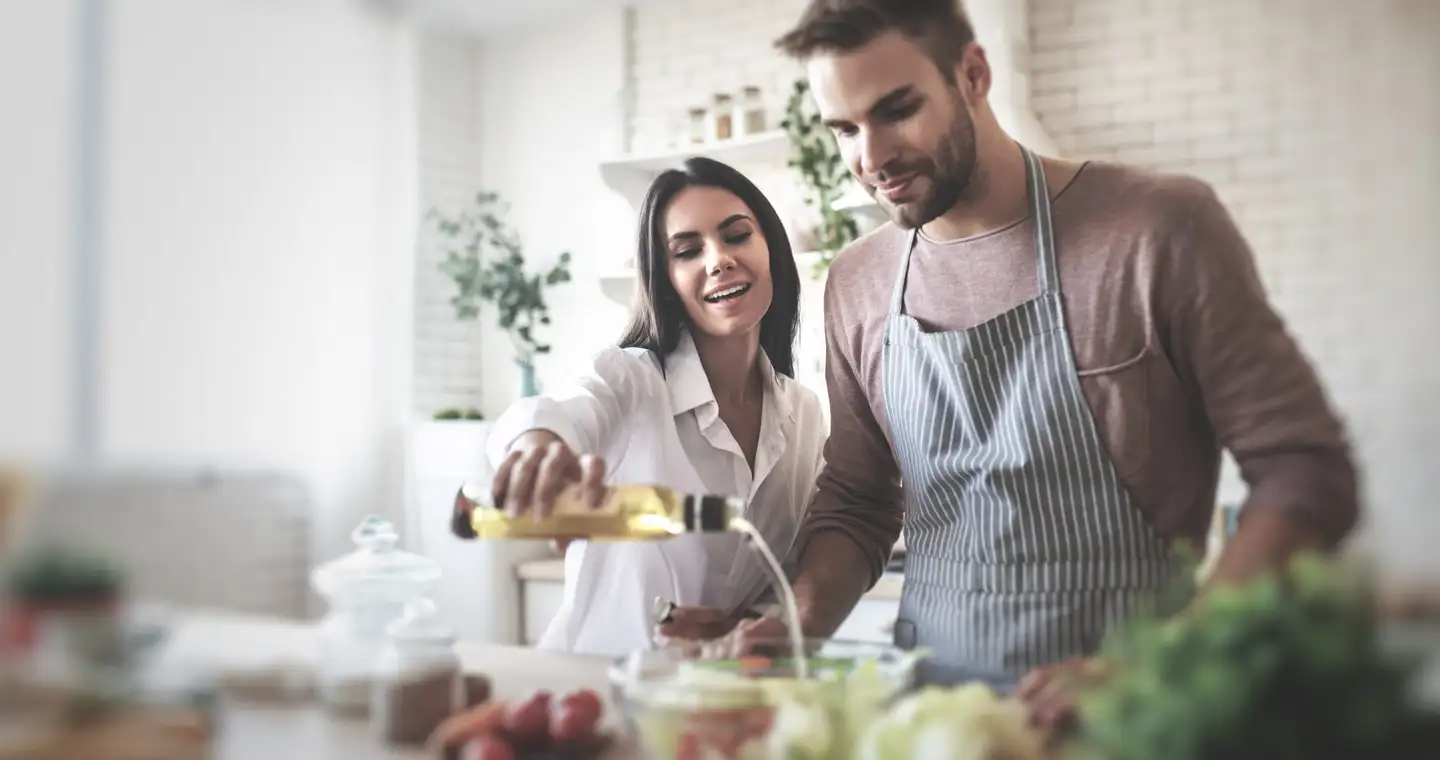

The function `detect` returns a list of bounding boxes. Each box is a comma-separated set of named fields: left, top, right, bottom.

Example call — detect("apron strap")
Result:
left=888, top=229, right=920, bottom=316
left=1021, top=146, right=1059, bottom=297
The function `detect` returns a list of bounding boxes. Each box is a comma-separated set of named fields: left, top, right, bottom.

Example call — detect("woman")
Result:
left=474, top=157, right=826, bottom=657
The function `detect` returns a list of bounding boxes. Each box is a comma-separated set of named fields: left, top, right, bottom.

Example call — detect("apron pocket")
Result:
left=1076, top=347, right=1152, bottom=479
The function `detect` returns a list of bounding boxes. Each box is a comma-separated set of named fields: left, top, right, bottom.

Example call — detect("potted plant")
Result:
left=780, top=78, right=864, bottom=279
left=3, top=544, right=124, bottom=651
left=431, top=190, right=573, bottom=401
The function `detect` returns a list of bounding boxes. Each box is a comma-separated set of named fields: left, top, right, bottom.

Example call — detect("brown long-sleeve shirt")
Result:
left=798, top=159, right=1359, bottom=585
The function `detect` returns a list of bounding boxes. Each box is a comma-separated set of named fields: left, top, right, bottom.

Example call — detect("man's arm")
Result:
left=1162, top=181, right=1360, bottom=587
left=788, top=271, right=906, bottom=637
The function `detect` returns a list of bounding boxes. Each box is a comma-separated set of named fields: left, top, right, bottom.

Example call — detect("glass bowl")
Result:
left=608, top=638, right=920, bottom=760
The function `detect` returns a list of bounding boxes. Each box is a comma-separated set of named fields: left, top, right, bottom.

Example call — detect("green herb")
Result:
left=780, top=78, right=861, bottom=278
left=431, top=407, right=484, bottom=421
left=430, top=190, right=572, bottom=378
left=6, top=543, right=123, bottom=604
left=1073, top=552, right=1439, bottom=760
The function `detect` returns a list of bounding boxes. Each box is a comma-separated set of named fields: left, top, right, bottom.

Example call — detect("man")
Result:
left=683, top=0, right=1359, bottom=734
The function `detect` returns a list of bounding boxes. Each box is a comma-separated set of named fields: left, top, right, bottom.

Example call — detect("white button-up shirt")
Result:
left=485, top=330, right=828, bottom=657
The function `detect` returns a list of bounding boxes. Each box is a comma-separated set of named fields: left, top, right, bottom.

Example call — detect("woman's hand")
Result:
left=490, top=431, right=607, bottom=518
left=655, top=606, right=744, bottom=642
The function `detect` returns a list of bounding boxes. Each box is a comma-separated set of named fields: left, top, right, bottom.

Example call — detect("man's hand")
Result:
left=694, top=615, right=792, bottom=658
left=1016, top=657, right=1110, bottom=745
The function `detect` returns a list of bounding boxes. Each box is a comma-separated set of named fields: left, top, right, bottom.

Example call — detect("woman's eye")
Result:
left=673, top=248, right=700, bottom=259
left=724, top=231, right=753, bottom=245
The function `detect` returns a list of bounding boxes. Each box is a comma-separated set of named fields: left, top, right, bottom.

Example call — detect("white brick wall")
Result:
left=1029, top=0, right=1440, bottom=575
left=413, top=34, right=487, bottom=417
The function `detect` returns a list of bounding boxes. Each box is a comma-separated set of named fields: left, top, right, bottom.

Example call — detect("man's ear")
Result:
left=955, top=43, right=992, bottom=104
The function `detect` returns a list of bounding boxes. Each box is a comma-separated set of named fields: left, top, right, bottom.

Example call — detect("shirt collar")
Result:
left=665, top=329, right=792, bottom=421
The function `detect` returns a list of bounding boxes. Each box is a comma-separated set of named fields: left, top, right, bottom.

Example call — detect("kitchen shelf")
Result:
left=598, top=130, right=791, bottom=206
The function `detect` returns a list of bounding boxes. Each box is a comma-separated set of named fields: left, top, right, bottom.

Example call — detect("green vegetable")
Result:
left=1073, top=551, right=1439, bottom=760
left=6, top=543, right=123, bottom=604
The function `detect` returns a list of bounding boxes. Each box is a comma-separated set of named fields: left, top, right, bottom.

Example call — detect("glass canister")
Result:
left=687, top=106, right=707, bottom=146
left=740, top=86, right=766, bottom=136
left=371, top=597, right=462, bottom=746
left=310, top=515, right=442, bottom=716
left=711, top=93, right=734, bottom=142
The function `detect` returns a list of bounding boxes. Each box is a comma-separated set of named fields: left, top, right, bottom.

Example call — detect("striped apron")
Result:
left=883, top=146, right=1179, bottom=678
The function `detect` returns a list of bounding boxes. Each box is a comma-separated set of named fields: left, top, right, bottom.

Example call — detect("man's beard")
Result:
left=880, top=105, right=979, bottom=230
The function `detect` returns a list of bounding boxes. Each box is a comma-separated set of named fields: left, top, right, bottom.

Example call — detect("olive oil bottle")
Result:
left=451, top=482, right=743, bottom=541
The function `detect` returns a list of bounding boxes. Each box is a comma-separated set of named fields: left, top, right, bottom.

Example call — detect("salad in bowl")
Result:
left=608, top=638, right=921, bottom=760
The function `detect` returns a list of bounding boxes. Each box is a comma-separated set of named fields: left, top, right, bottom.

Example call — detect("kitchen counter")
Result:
left=149, top=610, right=623, bottom=760
left=516, top=558, right=906, bottom=602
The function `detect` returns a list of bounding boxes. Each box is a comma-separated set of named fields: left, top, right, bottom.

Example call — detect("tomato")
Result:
left=676, top=732, right=702, bottom=760
left=502, top=691, right=552, bottom=744
left=459, top=735, right=516, bottom=760
left=549, top=704, right=598, bottom=742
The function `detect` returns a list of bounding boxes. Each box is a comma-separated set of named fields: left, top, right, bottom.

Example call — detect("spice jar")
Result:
left=740, top=86, right=766, bottom=136
left=687, top=107, right=707, bottom=146
left=711, top=93, right=734, bottom=142
left=310, top=515, right=441, bottom=717
left=371, top=597, right=462, bottom=746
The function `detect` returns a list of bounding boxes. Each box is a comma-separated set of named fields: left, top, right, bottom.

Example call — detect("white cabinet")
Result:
left=834, top=598, right=900, bottom=645
left=521, top=580, right=565, bottom=645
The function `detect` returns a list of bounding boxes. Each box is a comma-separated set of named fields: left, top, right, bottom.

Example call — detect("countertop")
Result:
left=516, top=558, right=906, bottom=602
left=152, top=611, right=621, bottom=760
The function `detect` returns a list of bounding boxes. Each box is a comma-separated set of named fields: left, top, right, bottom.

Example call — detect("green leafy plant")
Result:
left=780, top=78, right=861, bottom=278
left=431, top=407, right=484, bottom=421
left=6, top=544, right=123, bottom=605
left=1072, top=552, right=1440, bottom=760
left=432, top=191, right=573, bottom=372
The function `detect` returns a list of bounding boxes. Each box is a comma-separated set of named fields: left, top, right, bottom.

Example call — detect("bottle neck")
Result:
left=683, top=494, right=739, bottom=533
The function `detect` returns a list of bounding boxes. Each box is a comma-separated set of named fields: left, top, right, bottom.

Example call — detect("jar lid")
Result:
left=385, top=597, right=454, bottom=642
left=310, top=515, right=441, bottom=598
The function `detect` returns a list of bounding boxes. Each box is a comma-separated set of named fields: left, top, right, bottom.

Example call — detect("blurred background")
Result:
left=0, top=0, right=1436, bottom=647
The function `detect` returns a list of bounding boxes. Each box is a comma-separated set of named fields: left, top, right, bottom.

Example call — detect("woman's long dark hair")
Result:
left=617, top=156, right=802, bottom=377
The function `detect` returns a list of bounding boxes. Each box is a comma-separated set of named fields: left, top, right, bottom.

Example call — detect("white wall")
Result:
left=471, top=6, right=637, bottom=417
left=427, top=0, right=1439, bottom=581
left=413, top=34, right=488, bottom=418
left=0, top=0, right=421, bottom=567
left=0, top=0, right=77, bottom=464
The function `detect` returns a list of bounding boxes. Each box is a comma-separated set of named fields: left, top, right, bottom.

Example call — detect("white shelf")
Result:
left=602, top=130, right=790, bottom=175
left=599, top=130, right=792, bottom=206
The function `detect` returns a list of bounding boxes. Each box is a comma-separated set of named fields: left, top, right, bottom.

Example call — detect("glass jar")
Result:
left=687, top=107, right=707, bottom=146
left=371, top=597, right=462, bottom=746
left=740, top=86, right=766, bottom=136
left=711, top=93, right=734, bottom=142
left=310, top=515, right=441, bottom=716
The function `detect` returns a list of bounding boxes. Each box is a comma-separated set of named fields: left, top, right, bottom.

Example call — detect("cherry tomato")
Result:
left=556, top=690, right=603, bottom=729
left=460, top=735, right=516, bottom=760
left=502, top=691, right=552, bottom=744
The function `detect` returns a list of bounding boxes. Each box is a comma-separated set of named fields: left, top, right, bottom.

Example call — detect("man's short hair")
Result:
left=774, top=0, right=977, bottom=82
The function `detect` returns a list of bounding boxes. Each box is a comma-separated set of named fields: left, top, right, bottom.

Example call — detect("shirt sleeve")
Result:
left=1161, top=180, right=1360, bottom=545
left=791, top=270, right=907, bottom=587
left=484, top=348, right=644, bottom=470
